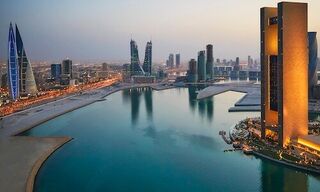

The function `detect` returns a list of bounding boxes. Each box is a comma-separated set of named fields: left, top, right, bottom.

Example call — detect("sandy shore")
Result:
left=0, top=83, right=176, bottom=192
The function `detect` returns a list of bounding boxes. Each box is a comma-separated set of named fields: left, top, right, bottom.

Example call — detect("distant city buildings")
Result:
left=234, top=57, right=240, bottom=71
left=206, top=44, right=213, bottom=79
left=175, top=54, right=180, bottom=68
left=102, top=63, right=109, bottom=71
left=167, top=54, right=174, bottom=68
left=261, top=2, right=308, bottom=147
left=247, top=55, right=254, bottom=69
left=7, top=23, right=37, bottom=100
left=197, top=50, right=206, bottom=81
left=62, top=58, right=73, bottom=78
left=51, top=63, right=62, bottom=80
left=187, top=59, right=197, bottom=82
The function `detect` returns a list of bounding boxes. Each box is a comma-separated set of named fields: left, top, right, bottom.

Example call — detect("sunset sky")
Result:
left=0, top=0, right=319, bottom=63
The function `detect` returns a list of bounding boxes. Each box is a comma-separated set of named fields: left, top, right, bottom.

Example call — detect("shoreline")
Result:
left=0, top=83, right=177, bottom=192
left=26, top=137, right=72, bottom=192
left=252, top=151, right=320, bottom=176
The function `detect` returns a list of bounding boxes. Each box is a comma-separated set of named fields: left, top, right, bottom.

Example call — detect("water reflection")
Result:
left=122, top=87, right=153, bottom=124
left=144, top=89, right=153, bottom=120
left=187, top=85, right=214, bottom=122
left=260, top=160, right=308, bottom=192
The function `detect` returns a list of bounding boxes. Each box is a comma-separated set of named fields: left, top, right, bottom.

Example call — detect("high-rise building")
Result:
left=62, top=59, right=73, bottom=78
left=234, top=57, right=240, bottom=71
left=168, top=54, right=174, bottom=68
left=308, top=32, right=318, bottom=98
left=197, top=51, right=206, bottom=81
left=51, top=64, right=62, bottom=80
left=261, top=2, right=308, bottom=147
left=130, top=39, right=145, bottom=76
left=15, top=24, right=37, bottom=96
left=102, top=63, right=109, bottom=71
left=143, top=41, right=152, bottom=75
left=206, top=44, right=213, bottom=79
left=248, top=55, right=252, bottom=68
left=175, top=54, right=180, bottom=68
left=7, top=23, right=19, bottom=100
left=187, top=59, right=197, bottom=82
left=222, top=59, right=227, bottom=65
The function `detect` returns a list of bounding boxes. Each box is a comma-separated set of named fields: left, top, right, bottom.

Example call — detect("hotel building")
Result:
left=261, top=2, right=308, bottom=147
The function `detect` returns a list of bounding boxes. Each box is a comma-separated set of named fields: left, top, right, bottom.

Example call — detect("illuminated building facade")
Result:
left=7, top=23, right=19, bottom=100
left=261, top=2, right=308, bottom=147
left=142, top=41, right=152, bottom=76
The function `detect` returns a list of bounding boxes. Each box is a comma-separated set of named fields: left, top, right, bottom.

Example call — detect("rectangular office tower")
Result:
left=261, top=2, right=308, bottom=147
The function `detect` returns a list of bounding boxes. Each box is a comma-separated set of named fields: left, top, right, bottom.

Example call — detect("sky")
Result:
left=0, top=0, right=319, bottom=63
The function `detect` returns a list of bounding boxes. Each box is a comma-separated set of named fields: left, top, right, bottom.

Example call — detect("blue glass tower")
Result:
left=308, top=32, right=318, bottom=98
left=51, top=63, right=62, bottom=80
left=7, top=23, right=19, bottom=100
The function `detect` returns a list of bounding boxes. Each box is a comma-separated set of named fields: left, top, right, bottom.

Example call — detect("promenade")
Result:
left=197, top=82, right=261, bottom=112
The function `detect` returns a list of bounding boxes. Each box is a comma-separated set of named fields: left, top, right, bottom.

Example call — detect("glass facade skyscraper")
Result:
left=7, top=23, right=38, bottom=99
left=7, top=23, right=19, bottom=100
left=130, top=39, right=145, bottom=76
left=142, top=41, right=152, bottom=75
left=187, top=59, right=197, bottom=82
left=51, top=63, right=62, bottom=80
left=175, top=54, right=180, bottom=68
left=62, top=59, right=73, bottom=78
left=308, top=32, right=318, bottom=98
left=197, top=51, right=206, bottom=81
left=15, top=24, right=37, bottom=96
left=206, top=44, right=213, bottom=79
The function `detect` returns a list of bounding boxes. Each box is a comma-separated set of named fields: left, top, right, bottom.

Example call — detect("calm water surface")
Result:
left=23, top=87, right=320, bottom=192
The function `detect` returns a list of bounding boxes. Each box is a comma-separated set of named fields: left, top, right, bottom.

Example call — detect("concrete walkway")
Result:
left=0, top=137, right=71, bottom=192
left=197, top=82, right=261, bottom=112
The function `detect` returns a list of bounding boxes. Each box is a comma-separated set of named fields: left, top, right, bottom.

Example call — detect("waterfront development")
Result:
left=1, top=1, right=320, bottom=191
left=18, top=87, right=320, bottom=192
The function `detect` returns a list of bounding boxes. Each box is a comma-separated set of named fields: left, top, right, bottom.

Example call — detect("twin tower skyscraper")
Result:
left=8, top=23, right=37, bottom=100
left=130, top=39, right=152, bottom=76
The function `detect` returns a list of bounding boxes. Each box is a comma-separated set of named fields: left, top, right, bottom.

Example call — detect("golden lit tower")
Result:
left=261, top=2, right=308, bottom=147
left=260, top=7, right=278, bottom=140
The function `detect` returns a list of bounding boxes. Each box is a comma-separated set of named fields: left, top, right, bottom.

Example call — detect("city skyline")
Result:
left=0, top=0, right=319, bottom=62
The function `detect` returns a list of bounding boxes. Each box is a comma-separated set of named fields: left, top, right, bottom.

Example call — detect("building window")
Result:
left=269, top=17, right=278, bottom=25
